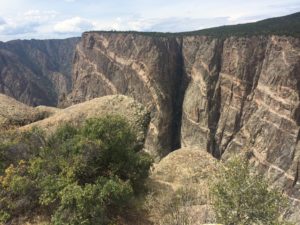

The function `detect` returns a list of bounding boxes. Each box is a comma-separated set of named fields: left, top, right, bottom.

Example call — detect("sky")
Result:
left=0, top=0, right=299, bottom=41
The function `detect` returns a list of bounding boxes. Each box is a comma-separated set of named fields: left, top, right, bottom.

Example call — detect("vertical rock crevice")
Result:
left=206, top=39, right=224, bottom=159
left=169, top=37, right=190, bottom=151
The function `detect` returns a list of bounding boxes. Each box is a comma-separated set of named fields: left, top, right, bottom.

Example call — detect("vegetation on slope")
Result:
left=210, top=156, right=292, bottom=225
left=86, top=12, right=300, bottom=38
left=0, top=116, right=294, bottom=224
left=0, top=116, right=153, bottom=225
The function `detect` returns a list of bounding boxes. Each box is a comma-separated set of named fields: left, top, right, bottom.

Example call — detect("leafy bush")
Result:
left=0, top=128, right=45, bottom=174
left=0, top=116, right=153, bottom=224
left=210, top=156, right=292, bottom=225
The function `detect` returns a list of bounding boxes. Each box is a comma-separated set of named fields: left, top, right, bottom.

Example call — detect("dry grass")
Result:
left=20, top=95, right=150, bottom=144
left=145, top=147, right=218, bottom=224
left=0, top=94, right=54, bottom=130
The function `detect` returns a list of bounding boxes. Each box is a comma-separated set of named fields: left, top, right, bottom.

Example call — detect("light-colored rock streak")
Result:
left=183, top=111, right=200, bottom=126
left=282, top=51, right=290, bottom=66
left=149, top=122, right=159, bottom=135
left=191, top=67, right=207, bottom=96
left=93, top=46, right=162, bottom=112
left=252, top=148, right=300, bottom=201
left=256, top=83, right=297, bottom=106
left=220, top=72, right=252, bottom=85
left=221, top=86, right=244, bottom=99
left=254, top=98, right=297, bottom=124
left=98, top=36, right=109, bottom=48
left=259, top=116, right=298, bottom=137
left=183, top=112, right=210, bottom=133
left=81, top=56, right=118, bottom=94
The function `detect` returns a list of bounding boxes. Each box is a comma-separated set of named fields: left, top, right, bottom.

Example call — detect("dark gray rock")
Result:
left=0, top=38, right=80, bottom=106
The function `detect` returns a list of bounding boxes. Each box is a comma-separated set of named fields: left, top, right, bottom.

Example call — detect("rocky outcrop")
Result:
left=148, top=147, right=217, bottom=224
left=0, top=38, right=80, bottom=106
left=0, top=94, right=46, bottom=129
left=21, top=95, right=150, bottom=146
left=0, top=93, right=150, bottom=155
left=66, top=31, right=300, bottom=222
left=150, top=147, right=217, bottom=191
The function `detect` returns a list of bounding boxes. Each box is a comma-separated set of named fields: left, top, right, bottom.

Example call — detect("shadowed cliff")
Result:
left=0, top=37, right=80, bottom=106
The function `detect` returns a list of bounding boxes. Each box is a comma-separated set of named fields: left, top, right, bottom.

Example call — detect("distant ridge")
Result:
left=0, top=37, right=80, bottom=106
left=85, top=12, right=300, bottom=38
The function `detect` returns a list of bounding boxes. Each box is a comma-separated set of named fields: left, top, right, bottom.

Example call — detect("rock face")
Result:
left=66, top=31, right=300, bottom=222
left=182, top=35, right=300, bottom=222
left=66, top=32, right=186, bottom=157
left=0, top=38, right=80, bottom=106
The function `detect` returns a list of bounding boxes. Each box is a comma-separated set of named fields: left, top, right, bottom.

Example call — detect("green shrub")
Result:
left=0, top=128, right=45, bottom=174
left=51, top=177, right=133, bottom=225
left=0, top=160, right=39, bottom=223
left=210, top=156, right=292, bottom=225
left=0, top=115, right=153, bottom=224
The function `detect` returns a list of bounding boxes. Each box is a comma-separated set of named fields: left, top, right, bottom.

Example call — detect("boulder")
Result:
left=148, top=147, right=217, bottom=224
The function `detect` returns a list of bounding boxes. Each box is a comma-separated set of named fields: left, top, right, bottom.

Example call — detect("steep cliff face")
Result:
left=182, top=35, right=300, bottom=221
left=67, top=31, right=300, bottom=221
left=0, top=38, right=80, bottom=106
left=67, top=32, right=186, bottom=156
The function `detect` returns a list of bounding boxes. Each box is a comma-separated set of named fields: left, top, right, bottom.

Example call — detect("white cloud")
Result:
left=146, top=17, right=228, bottom=32
left=0, top=20, right=38, bottom=35
left=0, top=0, right=299, bottom=41
left=92, top=17, right=149, bottom=31
left=0, top=17, right=5, bottom=25
left=54, top=17, right=94, bottom=33
left=52, top=16, right=141, bottom=34
left=228, top=14, right=244, bottom=22
left=0, top=10, right=59, bottom=37
left=23, top=10, right=58, bottom=21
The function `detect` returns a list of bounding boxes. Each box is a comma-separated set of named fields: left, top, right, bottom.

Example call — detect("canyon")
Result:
left=65, top=31, right=300, bottom=222
left=0, top=37, right=79, bottom=106
left=0, top=12, right=300, bottom=223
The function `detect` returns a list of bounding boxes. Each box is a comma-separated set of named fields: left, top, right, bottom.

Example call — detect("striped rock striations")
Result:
left=66, top=32, right=186, bottom=157
left=0, top=38, right=80, bottom=106
left=67, top=32, right=300, bottom=222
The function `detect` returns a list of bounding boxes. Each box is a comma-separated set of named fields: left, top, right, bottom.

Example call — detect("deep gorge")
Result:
left=63, top=32, right=300, bottom=221
left=0, top=13, right=300, bottom=221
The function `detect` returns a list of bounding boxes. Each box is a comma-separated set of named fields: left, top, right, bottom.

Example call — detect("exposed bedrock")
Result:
left=66, top=32, right=300, bottom=222
left=66, top=32, right=188, bottom=157
left=0, top=38, right=80, bottom=106
left=181, top=35, right=300, bottom=222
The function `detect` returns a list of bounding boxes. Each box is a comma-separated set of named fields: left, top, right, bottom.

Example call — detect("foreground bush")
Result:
left=0, top=116, right=153, bottom=224
left=210, top=156, right=292, bottom=225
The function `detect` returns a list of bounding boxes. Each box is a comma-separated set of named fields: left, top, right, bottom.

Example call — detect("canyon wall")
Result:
left=66, top=32, right=186, bottom=156
left=182, top=35, right=300, bottom=221
left=0, top=37, right=80, bottom=106
left=67, top=32, right=300, bottom=221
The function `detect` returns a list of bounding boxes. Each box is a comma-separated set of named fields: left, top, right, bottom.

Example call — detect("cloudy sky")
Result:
left=0, top=0, right=299, bottom=41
